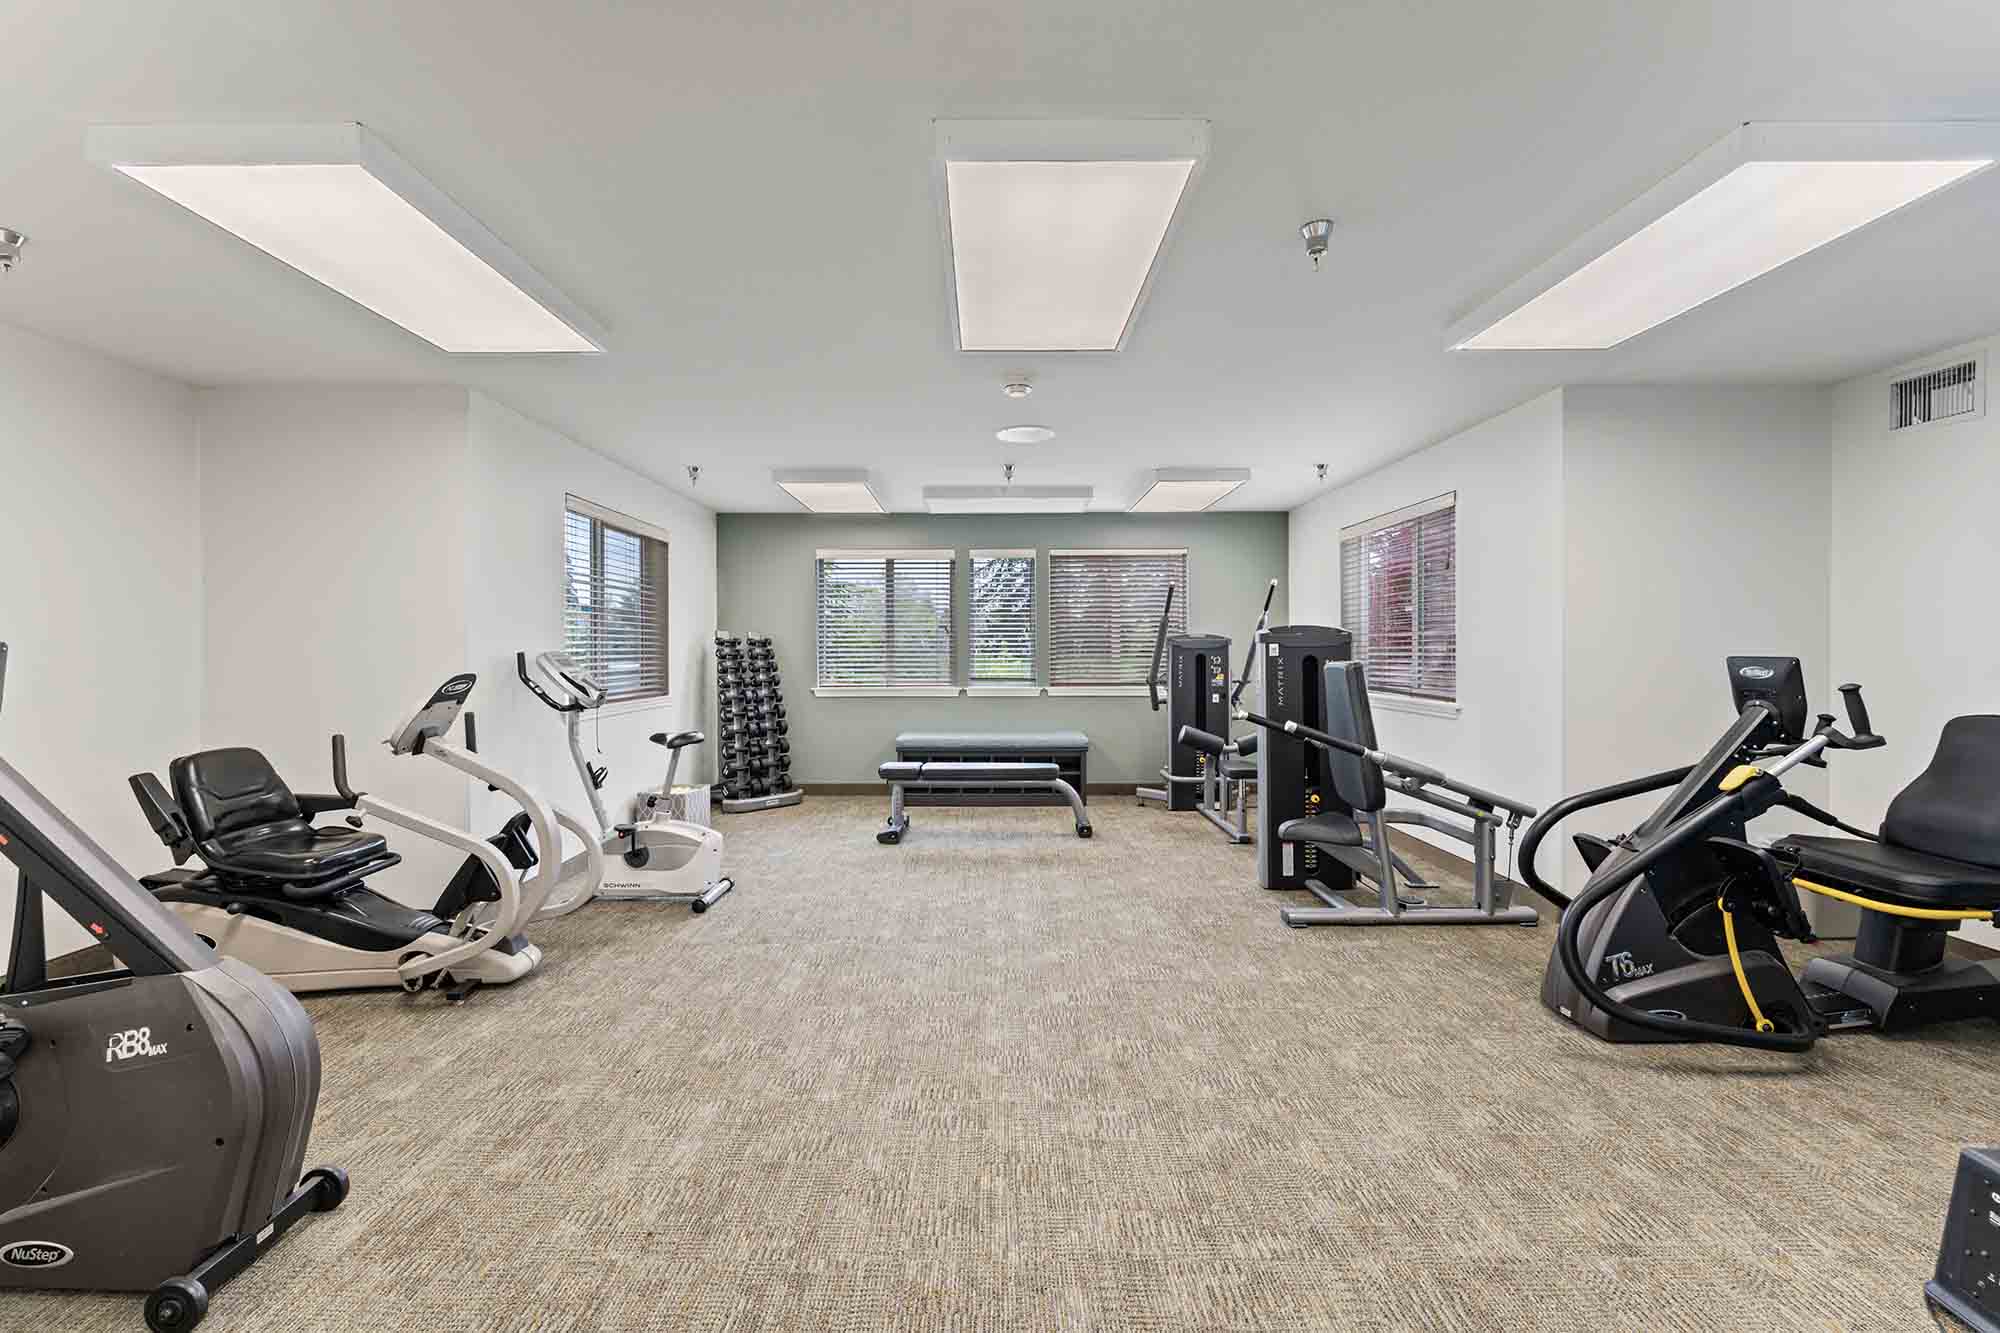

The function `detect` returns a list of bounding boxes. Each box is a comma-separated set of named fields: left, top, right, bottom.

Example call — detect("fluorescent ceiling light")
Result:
left=924, top=485, right=1093, bottom=514
left=775, top=469, right=885, bottom=514
left=937, top=120, right=1208, bottom=353
left=1129, top=468, right=1250, bottom=512
left=86, top=123, right=604, bottom=354
left=1449, top=123, right=1999, bottom=350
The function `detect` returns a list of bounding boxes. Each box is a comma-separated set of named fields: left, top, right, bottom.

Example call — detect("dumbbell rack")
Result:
left=714, top=633, right=803, bottom=813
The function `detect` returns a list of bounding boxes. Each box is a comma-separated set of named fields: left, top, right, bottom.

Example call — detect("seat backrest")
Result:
left=1882, top=715, right=2000, bottom=869
left=170, top=748, right=303, bottom=843
left=1320, top=662, right=1386, bottom=814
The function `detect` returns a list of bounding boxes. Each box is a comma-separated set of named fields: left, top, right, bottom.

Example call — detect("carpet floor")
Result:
left=26, top=795, right=1997, bottom=1332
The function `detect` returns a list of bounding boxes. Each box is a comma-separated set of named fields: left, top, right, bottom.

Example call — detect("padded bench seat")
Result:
left=881, top=760, right=1061, bottom=783
left=1776, top=834, right=2000, bottom=910
left=894, top=731, right=1090, bottom=809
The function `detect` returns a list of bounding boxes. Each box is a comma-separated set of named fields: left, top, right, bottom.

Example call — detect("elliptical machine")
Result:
left=0, top=644, right=347, bottom=1331
left=518, top=651, right=733, bottom=912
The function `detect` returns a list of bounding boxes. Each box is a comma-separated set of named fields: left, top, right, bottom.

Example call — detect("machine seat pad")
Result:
left=895, top=731, right=1089, bottom=752
left=1776, top=834, right=2000, bottom=910
left=915, top=761, right=1060, bottom=782
left=650, top=730, right=705, bottom=749
left=1277, top=812, right=1364, bottom=847
left=211, top=822, right=391, bottom=879
left=1224, top=756, right=1258, bottom=779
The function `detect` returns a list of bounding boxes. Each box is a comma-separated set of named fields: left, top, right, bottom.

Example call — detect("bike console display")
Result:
left=1726, top=656, right=1806, bottom=747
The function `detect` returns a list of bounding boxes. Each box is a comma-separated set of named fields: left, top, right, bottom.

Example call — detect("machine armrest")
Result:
left=128, top=772, right=197, bottom=867
left=294, top=792, right=356, bottom=819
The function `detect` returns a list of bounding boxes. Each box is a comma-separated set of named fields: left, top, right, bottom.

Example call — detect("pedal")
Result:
left=1803, top=981, right=1876, bottom=1032
left=1395, top=896, right=1428, bottom=909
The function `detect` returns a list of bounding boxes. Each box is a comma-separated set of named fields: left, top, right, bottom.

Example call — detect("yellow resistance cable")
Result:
left=1791, top=877, right=1994, bottom=923
left=1718, top=900, right=1776, bottom=1034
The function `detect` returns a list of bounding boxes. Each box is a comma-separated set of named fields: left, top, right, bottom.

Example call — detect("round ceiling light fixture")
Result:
left=996, top=425, right=1055, bottom=445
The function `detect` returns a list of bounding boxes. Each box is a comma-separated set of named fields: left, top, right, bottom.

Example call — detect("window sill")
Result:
left=813, top=686, right=962, bottom=698
left=966, top=684, right=1043, bottom=697
left=1370, top=693, right=1460, bottom=719
left=1045, top=685, right=1150, bottom=698
left=599, top=694, right=673, bottom=719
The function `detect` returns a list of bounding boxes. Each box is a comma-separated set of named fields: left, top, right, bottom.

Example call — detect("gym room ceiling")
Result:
left=3, top=0, right=1999, bottom=512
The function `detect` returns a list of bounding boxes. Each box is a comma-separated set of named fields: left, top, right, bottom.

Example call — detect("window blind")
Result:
left=1048, top=549, right=1187, bottom=688
left=969, top=550, right=1036, bottom=683
left=563, top=499, right=671, bottom=702
left=1338, top=493, right=1456, bottom=702
left=815, top=549, right=955, bottom=689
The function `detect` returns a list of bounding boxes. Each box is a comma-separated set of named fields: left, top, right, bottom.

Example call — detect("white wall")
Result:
left=0, top=324, right=203, bottom=954
left=1561, top=385, right=1832, bottom=890
left=1828, top=333, right=2000, bottom=945
left=462, top=393, right=718, bottom=841
left=1288, top=391, right=1566, bottom=861
left=199, top=386, right=474, bottom=901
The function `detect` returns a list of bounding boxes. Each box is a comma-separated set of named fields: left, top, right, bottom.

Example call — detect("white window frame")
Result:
left=1045, top=547, right=1189, bottom=697
left=813, top=547, right=961, bottom=697
left=966, top=548, right=1041, bottom=695
left=1339, top=491, right=1459, bottom=716
left=562, top=495, right=673, bottom=714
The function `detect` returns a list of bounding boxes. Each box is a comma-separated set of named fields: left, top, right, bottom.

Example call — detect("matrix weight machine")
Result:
left=1136, top=580, right=1278, bottom=842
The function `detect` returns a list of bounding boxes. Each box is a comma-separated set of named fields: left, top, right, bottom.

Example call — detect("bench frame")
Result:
left=878, top=761, right=1093, bottom=845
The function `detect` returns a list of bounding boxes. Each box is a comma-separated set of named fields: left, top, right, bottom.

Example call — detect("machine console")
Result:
left=386, top=673, right=475, bottom=755
left=1726, top=656, right=1806, bottom=747
left=535, top=651, right=609, bottom=708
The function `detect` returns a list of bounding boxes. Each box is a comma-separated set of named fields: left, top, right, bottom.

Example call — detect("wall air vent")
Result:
left=1890, top=355, right=1983, bottom=431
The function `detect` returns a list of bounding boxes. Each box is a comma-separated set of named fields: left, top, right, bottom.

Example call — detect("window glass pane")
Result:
left=970, top=554, right=1035, bottom=683
left=563, top=505, right=670, bottom=701
left=816, top=554, right=955, bottom=688
left=1340, top=503, right=1455, bottom=703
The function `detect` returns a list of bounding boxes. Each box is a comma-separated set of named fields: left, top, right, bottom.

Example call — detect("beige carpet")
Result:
left=28, top=796, right=1997, bottom=1332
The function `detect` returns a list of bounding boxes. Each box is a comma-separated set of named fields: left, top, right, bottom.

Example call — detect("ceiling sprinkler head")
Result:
left=1002, top=379, right=1033, bottom=400
left=687, top=465, right=701, bottom=486
left=1315, top=463, right=1328, bottom=483
left=1003, top=463, right=1016, bottom=484
left=0, top=230, right=25, bottom=274
left=1300, top=219, right=1333, bottom=271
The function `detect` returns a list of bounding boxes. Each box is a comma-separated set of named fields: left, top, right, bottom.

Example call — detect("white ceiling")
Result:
left=4, top=1, right=1999, bottom=513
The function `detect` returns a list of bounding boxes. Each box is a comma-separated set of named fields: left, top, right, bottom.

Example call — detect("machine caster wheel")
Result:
left=303, top=1165, right=350, bottom=1211
left=877, top=829, right=901, bottom=845
left=1077, top=825, right=1093, bottom=839
left=146, top=1277, right=209, bottom=1332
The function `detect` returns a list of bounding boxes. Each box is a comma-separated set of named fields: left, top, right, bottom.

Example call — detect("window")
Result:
left=815, top=549, right=956, bottom=691
left=1339, top=492, right=1456, bottom=703
left=563, top=497, right=671, bottom=703
left=1047, top=549, right=1187, bottom=689
left=969, top=550, right=1036, bottom=685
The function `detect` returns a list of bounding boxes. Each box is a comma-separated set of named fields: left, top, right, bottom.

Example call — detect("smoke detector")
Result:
left=1002, top=379, right=1033, bottom=399
left=0, top=230, right=25, bottom=274
left=1300, top=219, right=1333, bottom=271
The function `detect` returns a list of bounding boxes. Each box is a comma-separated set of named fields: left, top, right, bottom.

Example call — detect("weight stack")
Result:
left=714, top=632, right=804, bottom=813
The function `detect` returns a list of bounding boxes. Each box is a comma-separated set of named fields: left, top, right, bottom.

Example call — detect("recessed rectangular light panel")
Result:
left=937, top=120, right=1208, bottom=352
left=776, top=469, right=886, bottom=514
left=1129, top=468, right=1250, bottom=512
left=1450, top=123, right=1999, bottom=350
left=924, top=486, right=1093, bottom=514
left=87, top=123, right=605, bottom=353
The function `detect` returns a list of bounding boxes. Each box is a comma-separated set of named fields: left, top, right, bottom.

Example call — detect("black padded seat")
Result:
left=1278, top=812, right=1364, bottom=847
left=172, top=746, right=388, bottom=882
left=650, top=730, right=705, bottom=749
left=1224, top=756, right=1258, bottom=780
left=1776, top=835, right=2000, bottom=911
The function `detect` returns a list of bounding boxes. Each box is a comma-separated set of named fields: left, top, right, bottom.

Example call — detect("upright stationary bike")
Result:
left=518, top=651, right=734, bottom=912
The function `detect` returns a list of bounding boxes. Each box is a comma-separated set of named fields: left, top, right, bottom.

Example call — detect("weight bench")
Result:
left=877, top=761, right=1093, bottom=844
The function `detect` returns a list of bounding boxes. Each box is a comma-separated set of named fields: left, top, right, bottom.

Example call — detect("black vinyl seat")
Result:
left=1774, top=715, right=2000, bottom=910
left=650, top=730, right=705, bottom=749
left=171, top=748, right=390, bottom=883
left=1776, top=835, right=2000, bottom=910
left=1278, top=811, right=1364, bottom=847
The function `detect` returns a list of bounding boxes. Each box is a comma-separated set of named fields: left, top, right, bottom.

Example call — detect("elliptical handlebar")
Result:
left=1515, top=765, right=1696, bottom=911
left=1146, top=585, right=1175, bottom=713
